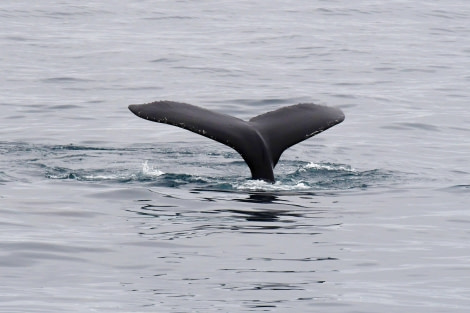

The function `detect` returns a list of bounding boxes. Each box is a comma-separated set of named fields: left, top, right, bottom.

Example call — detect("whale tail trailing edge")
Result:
left=128, top=101, right=345, bottom=182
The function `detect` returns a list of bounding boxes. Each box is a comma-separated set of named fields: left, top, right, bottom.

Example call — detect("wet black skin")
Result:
left=129, top=101, right=345, bottom=182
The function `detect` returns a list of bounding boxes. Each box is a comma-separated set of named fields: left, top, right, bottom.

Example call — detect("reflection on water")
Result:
left=3, top=179, right=468, bottom=311
left=116, top=188, right=346, bottom=311
left=237, top=193, right=280, bottom=204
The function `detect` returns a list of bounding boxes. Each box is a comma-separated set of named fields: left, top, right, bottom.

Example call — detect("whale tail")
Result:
left=128, top=101, right=345, bottom=182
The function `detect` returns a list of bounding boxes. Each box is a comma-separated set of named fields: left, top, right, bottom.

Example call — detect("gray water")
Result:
left=1, top=1, right=469, bottom=312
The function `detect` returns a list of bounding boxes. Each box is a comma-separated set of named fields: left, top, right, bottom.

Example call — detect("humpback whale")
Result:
left=128, top=101, right=345, bottom=182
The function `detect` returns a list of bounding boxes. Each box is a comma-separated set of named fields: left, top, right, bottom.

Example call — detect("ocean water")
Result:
left=1, top=1, right=469, bottom=312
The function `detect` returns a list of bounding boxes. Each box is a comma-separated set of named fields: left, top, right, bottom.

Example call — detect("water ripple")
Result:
left=2, top=142, right=397, bottom=192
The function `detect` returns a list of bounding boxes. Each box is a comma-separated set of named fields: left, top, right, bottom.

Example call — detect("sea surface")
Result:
left=1, top=1, right=469, bottom=312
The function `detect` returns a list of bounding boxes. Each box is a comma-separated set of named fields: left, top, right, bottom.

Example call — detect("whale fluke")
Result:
left=128, top=101, right=345, bottom=182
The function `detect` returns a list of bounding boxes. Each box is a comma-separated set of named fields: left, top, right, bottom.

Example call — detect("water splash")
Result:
left=233, top=179, right=310, bottom=192
left=44, top=161, right=164, bottom=183
left=141, top=161, right=165, bottom=178
left=42, top=160, right=393, bottom=192
left=303, top=162, right=356, bottom=172
left=4, top=142, right=395, bottom=192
